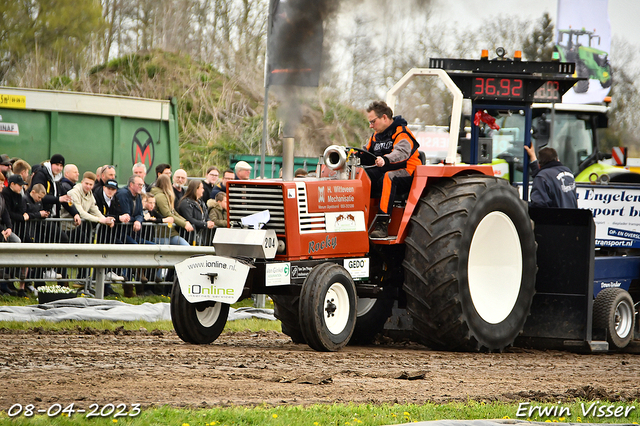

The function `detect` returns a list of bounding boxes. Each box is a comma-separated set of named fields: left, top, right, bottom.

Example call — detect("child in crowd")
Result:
left=206, top=192, right=228, bottom=228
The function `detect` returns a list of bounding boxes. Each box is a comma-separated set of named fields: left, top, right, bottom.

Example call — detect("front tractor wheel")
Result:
left=171, top=277, right=229, bottom=344
left=593, top=288, right=635, bottom=350
left=299, top=263, right=357, bottom=351
left=403, top=175, right=537, bottom=351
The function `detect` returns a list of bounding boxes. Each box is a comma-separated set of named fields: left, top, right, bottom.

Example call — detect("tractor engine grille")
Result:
left=228, top=184, right=285, bottom=234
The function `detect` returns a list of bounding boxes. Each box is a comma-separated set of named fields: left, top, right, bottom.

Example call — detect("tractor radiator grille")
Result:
left=296, top=182, right=325, bottom=233
left=228, top=184, right=285, bottom=234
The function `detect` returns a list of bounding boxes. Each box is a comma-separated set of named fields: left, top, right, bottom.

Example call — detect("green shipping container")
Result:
left=0, top=87, right=179, bottom=185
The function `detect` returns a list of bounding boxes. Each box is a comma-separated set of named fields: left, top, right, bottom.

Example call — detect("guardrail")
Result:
left=0, top=243, right=215, bottom=299
left=5, top=218, right=221, bottom=297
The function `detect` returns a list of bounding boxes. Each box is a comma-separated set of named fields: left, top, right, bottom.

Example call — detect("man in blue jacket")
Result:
left=116, top=175, right=155, bottom=296
left=116, top=175, right=154, bottom=243
left=525, top=146, right=578, bottom=208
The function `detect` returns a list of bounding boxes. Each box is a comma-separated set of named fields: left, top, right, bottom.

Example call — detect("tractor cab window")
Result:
left=536, top=112, right=594, bottom=176
left=475, top=109, right=527, bottom=182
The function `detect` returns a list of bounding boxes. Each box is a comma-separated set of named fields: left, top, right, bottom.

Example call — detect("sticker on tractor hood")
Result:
left=175, top=255, right=250, bottom=304
left=325, top=211, right=365, bottom=233
left=308, top=235, right=338, bottom=254
left=265, top=262, right=290, bottom=286
left=306, top=183, right=363, bottom=212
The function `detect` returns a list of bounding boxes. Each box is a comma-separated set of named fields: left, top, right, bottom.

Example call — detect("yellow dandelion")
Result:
left=545, top=420, right=552, bottom=423
left=182, top=423, right=189, bottom=426
left=314, top=423, right=319, bottom=426
left=404, top=412, right=410, bottom=416
left=503, top=416, right=510, bottom=419
left=559, top=417, right=565, bottom=422
left=112, top=420, right=118, bottom=424
left=576, top=417, right=582, bottom=423
left=272, top=414, right=277, bottom=419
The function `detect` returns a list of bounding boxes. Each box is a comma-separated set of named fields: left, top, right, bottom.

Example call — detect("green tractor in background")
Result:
left=556, top=28, right=612, bottom=93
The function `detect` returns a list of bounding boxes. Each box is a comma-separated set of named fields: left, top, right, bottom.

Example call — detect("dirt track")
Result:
left=1, top=329, right=639, bottom=411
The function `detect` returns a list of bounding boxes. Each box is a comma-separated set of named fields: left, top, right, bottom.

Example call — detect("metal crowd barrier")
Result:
left=5, top=218, right=213, bottom=296
left=0, top=243, right=215, bottom=298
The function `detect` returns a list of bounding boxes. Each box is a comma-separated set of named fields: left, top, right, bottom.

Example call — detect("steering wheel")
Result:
left=346, top=146, right=377, bottom=166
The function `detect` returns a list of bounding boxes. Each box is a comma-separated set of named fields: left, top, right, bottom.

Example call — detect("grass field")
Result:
left=2, top=400, right=640, bottom=425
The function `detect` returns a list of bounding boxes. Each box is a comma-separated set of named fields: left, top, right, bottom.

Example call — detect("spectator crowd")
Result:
left=0, top=153, right=238, bottom=298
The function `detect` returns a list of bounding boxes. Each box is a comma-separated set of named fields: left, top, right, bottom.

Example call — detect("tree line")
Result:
left=1, top=0, right=638, bottom=153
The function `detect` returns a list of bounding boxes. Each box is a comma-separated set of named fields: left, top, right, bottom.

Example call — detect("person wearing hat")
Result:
left=28, top=154, right=80, bottom=226
left=0, top=154, right=13, bottom=187
left=93, top=178, right=129, bottom=290
left=11, top=160, right=30, bottom=194
left=1, top=174, right=33, bottom=296
left=0, top=175, right=20, bottom=243
left=2, top=174, right=38, bottom=228
left=0, top=179, right=21, bottom=296
left=234, top=161, right=252, bottom=180
left=1, top=174, right=33, bottom=240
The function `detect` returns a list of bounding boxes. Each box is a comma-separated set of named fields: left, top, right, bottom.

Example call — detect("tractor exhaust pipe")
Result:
left=282, top=136, right=294, bottom=181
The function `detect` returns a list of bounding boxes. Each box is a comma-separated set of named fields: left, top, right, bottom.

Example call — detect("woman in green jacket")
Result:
left=150, top=174, right=192, bottom=246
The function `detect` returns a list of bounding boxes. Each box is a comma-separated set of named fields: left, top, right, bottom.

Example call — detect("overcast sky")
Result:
left=434, top=0, right=639, bottom=45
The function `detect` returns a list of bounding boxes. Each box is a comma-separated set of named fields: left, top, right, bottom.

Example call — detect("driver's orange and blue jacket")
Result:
left=365, top=116, right=421, bottom=174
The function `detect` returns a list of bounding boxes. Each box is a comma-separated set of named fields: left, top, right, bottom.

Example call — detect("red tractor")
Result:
left=171, top=51, right=601, bottom=352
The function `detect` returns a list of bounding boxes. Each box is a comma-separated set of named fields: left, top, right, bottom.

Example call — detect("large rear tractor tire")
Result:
left=403, top=175, right=537, bottom=351
left=299, top=263, right=357, bottom=351
left=271, top=294, right=306, bottom=344
left=171, top=277, right=229, bottom=344
left=593, top=288, right=635, bottom=350
left=349, top=297, right=394, bottom=345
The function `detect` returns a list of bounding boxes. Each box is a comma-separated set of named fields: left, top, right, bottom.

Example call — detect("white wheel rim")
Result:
left=324, top=283, right=350, bottom=334
left=468, top=211, right=522, bottom=324
left=614, top=300, right=633, bottom=339
left=196, top=303, right=222, bottom=327
left=357, top=297, right=376, bottom=317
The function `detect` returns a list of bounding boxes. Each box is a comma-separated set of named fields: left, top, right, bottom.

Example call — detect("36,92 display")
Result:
left=473, top=77, right=524, bottom=100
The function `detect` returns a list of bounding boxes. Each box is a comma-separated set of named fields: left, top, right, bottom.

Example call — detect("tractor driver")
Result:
left=365, top=101, right=421, bottom=238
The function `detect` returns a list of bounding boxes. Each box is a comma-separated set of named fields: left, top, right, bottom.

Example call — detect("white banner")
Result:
left=577, top=186, right=640, bottom=248
left=557, top=0, right=612, bottom=103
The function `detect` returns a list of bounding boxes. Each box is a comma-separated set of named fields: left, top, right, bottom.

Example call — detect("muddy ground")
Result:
left=1, top=329, right=639, bottom=411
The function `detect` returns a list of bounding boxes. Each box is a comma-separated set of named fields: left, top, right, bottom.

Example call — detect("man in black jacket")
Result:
left=2, top=175, right=40, bottom=243
left=524, top=146, right=578, bottom=208
left=28, top=154, right=81, bottom=225
left=93, top=179, right=127, bottom=292
left=60, top=164, right=79, bottom=194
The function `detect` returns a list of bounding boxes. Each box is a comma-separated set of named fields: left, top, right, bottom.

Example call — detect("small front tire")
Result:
left=299, top=263, right=357, bottom=351
left=171, top=277, right=229, bottom=344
